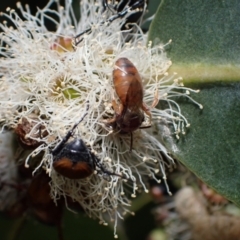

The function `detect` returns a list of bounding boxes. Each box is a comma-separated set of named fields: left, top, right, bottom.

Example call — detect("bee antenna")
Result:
left=52, top=101, right=89, bottom=155
left=70, top=100, right=90, bottom=133
left=93, top=154, right=134, bottom=183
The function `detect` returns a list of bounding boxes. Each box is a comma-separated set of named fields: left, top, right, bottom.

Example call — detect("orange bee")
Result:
left=107, top=57, right=158, bottom=150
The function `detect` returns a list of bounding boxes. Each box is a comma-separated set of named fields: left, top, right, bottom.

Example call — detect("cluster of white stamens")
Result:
left=0, top=0, right=201, bottom=236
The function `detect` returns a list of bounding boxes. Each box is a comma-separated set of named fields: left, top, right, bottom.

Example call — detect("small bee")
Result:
left=106, top=58, right=158, bottom=151
left=52, top=102, right=125, bottom=180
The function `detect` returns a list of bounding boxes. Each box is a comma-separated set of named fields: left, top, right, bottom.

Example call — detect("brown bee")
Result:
left=52, top=102, right=126, bottom=180
left=107, top=57, right=158, bottom=150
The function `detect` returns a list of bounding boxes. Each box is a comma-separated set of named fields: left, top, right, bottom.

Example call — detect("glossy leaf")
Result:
left=148, top=0, right=240, bottom=205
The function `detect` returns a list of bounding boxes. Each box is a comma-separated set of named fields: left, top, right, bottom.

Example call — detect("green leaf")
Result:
left=148, top=0, right=240, bottom=64
left=161, top=82, right=240, bottom=206
left=148, top=0, right=240, bottom=205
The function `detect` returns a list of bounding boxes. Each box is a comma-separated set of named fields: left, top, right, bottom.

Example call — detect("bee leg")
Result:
left=112, top=99, right=123, bottom=115
left=151, top=89, right=159, bottom=108
left=142, top=103, right=152, bottom=123
left=129, top=132, right=133, bottom=152
left=142, top=90, right=158, bottom=126
left=102, top=117, right=117, bottom=130
left=102, top=98, right=123, bottom=125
